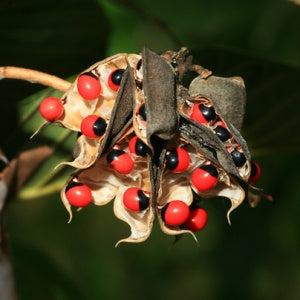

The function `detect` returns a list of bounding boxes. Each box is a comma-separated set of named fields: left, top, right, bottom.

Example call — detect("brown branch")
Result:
left=0, top=66, right=71, bottom=92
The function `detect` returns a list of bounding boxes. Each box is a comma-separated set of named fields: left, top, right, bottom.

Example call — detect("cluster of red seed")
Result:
left=189, top=99, right=261, bottom=183
left=37, top=57, right=261, bottom=238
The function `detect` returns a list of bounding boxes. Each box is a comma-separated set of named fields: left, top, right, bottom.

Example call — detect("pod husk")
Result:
left=179, top=116, right=241, bottom=178
left=189, top=75, right=246, bottom=131
left=188, top=75, right=251, bottom=179
left=143, top=47, right=179, bottom=142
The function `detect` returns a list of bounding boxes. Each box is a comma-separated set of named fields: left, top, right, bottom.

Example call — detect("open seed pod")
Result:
left=179, top=75, right=252, bottom=182
left=0, top=47, right=269, bottom=245
left=47, top=53, right=140, bottom=169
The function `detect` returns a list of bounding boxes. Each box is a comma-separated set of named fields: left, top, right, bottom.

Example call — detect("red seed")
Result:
left=108, top=69, right=125, bottom=91
left=107, top=149, right=134, bottom=174
left=162, top=200, right=190, bottom=226
left=249, top=161, right=261, bottom=183
left=77, top=73, right=101, bottom=100
left=65, top=183, right=92, bottom=207
left=165, top=148, right=190, bottom=172
left=80, top=115, right=107, bottom=138
left=123, top=187, right=150, bottom=211
left=39, top=97, right=63, bottom=121
left=191, top=165, right=218, bottom=192
left=184, top=208, right=208, bottom=232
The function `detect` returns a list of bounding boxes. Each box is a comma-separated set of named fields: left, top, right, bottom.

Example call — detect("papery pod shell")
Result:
left=178, top=115, right=241, bottom=178
left=57, top=55, right=140, bottom=169
left=189, top=75, right=246, bottom=131
left=134, top=48, right=179, bottom=202
left=61, top=129, right=155, bottom=245
left=142, top=47, right=179, bottom=143
left=187, top=75, right=251, bottom=180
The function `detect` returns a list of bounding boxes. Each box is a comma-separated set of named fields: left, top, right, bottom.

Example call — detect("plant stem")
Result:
left=0, top=66, right=71, bottom=92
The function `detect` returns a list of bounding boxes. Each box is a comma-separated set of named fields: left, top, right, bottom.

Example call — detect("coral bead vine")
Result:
left=1, top=48, right=266, bottom=245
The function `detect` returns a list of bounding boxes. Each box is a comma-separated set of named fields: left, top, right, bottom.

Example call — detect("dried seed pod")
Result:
left=179, top=75, right=252, bottom=181
left=1, top=47, right=269, bottom=245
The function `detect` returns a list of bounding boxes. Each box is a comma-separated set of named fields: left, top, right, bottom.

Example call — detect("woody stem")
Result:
left=0, top=66, right=71, bottom=92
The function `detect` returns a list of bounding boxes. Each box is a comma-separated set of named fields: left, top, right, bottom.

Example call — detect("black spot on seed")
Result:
left=65, top=181, right=83, bottom=192
left=111, top=69, right=125, bottom=86
left=106, top=149, right=124, bottom=164
left=166, top=150, right=178, bottom=170
left=200, top=164, right=218, bottom=178
left=231, top=149, right=246, bottom=167
left=93, top=117, right=107, bottom=136
left=137, top=190, right=150, bottom=210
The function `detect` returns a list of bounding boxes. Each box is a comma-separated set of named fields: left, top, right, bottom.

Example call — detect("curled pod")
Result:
left=188, top=76, right=251, bottom=180
left=24, top=47, right=267, bottom=244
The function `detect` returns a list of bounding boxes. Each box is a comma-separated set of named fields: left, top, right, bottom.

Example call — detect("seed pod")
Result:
left=1, top=47, right=268, bottom=245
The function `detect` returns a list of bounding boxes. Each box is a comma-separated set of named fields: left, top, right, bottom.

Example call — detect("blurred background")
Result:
left=0, top=0, right=299, bottom=299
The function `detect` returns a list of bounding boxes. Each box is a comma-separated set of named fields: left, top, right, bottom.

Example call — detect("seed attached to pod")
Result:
left=138, top=104, right=147, bottom=121
left=80, top=115, right=107, bottom=138
left=190, top=103, right=216, bottom=124
left=249, top=161, right=261, bottom=183
left=165, top=148, right=190, bottom=172
left=123, top=187, right=150, bottom=211
left=107, top=149, right=134, bottom=174
left=65, top=181, right=93, bottom=207
left=129, top=136, right=147, bottom=157
left=214, top=122, right=231, bottom=142
left=231, top=148, right=246, bottom=167
left=39, top=97, right=64, bottom=121
left=161, top=200, right=190, bottom=226
left=77, top=72, right=101, bottom=100
left=191, top=164, right=219, bottom=192
left=108, top=69, right=125, bottom=91
left=184, top=208, right=208, bottom=232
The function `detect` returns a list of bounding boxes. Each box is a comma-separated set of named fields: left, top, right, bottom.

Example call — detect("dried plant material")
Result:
left=0, top=66, right=71, bottom=92
left=0, top=47, right=269, bottom=245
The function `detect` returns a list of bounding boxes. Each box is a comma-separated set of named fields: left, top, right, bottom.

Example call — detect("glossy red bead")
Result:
left=165, top=148, right=190, bottom=172
left=80, top=115, right=107, bottom=138
left=107, top=149, right=134, bottom=174
left=65, top=182, right=92, bottom=207
left=249, top=161, right=261, bottom=183
left=77, top=73, right=101, bottom=100
left=108, top=69, right=125, bottom=91
left=190, top=103, right=216, bottom=124
left=128, top=135, right=147, bottom=157
left=123, top=187, right=150, bottom=211
left=184, top=208, right=208, bottom=232
left=39, top=97, right=63, bottom=121
left=162, top=200, right=190, bottom=226
left=191, top=165, right=219, bottom=192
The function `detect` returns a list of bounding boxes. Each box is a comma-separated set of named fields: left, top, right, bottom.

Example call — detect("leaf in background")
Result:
left=0, top=0, right=111, bottom=157
left=98, top=0, right=300, bottom=68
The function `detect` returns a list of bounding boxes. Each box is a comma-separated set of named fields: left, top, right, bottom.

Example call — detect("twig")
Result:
left=0, top=66, right=71, bottom=92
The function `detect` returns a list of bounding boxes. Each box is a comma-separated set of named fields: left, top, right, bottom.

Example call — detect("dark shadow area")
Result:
left=0, top=0, right=110, bottom=157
